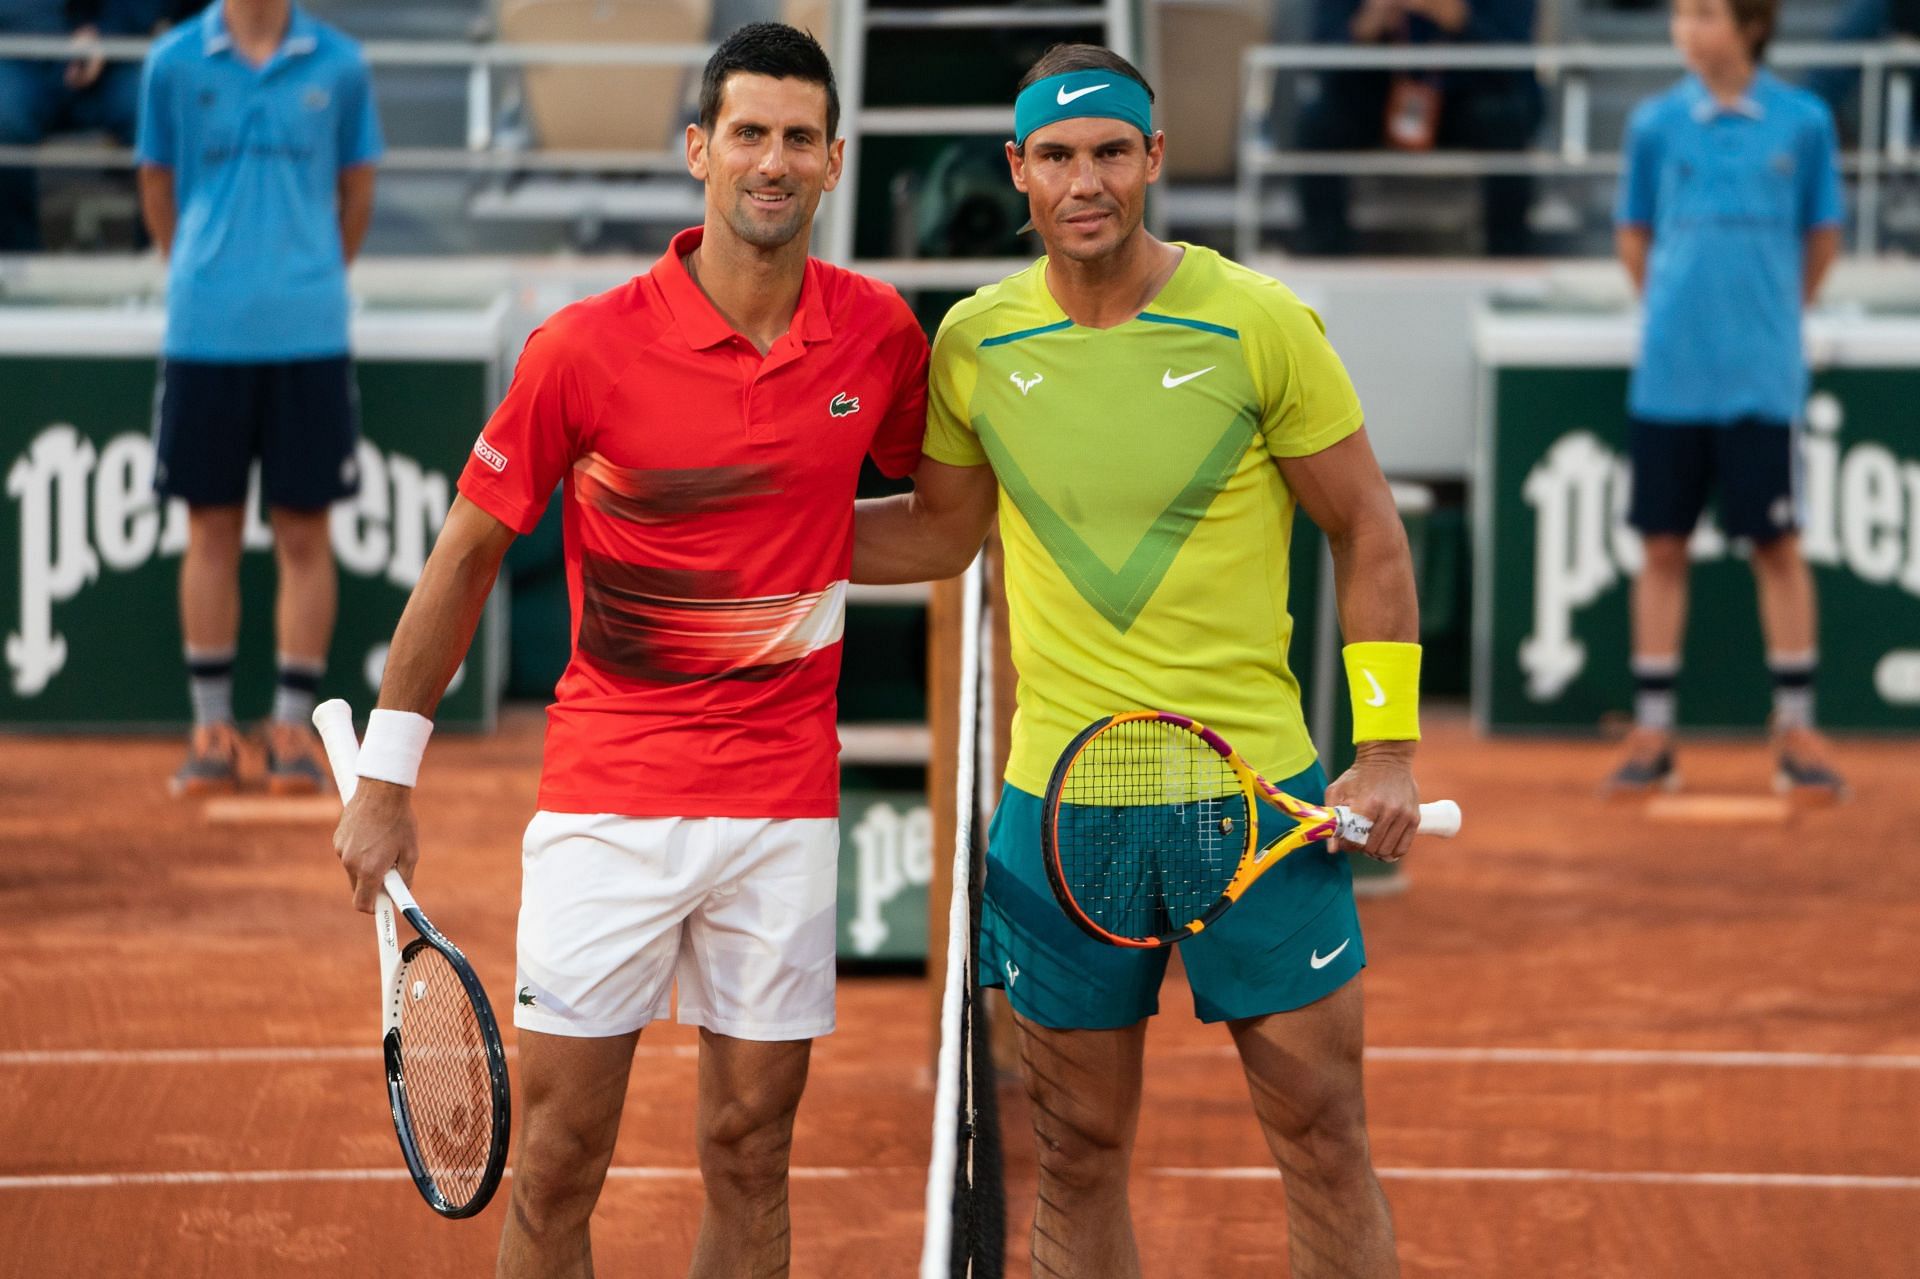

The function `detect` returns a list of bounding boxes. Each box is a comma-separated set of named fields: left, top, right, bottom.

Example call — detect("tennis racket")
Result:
left=312, top=698, right=511, bottom=1219
left=1042, top=711, right=1462, bottom=949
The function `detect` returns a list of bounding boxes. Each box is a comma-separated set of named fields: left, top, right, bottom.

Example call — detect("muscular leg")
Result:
left=180, top=505, right=246, bottom=654
left=1011, top=1013, right=1148, bottom=1279
left=497, top=1029, right=640, bottom=1279
left=268, top=507, right=337, bottom=666
left=687, top=1030, right=813, bottom=1279
left=1229, top=980, right=1398, bottom=1279
left=1750, top=532, right=1816, bottom=657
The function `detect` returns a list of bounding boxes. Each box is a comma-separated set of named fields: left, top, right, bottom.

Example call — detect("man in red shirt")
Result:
left=331, top=24, right=928, bottom=1277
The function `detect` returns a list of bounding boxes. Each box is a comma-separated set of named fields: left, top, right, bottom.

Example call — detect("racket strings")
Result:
left=395, top=946, right=497, bottom=1206
left=1058, top=718, right=1250, bottom=941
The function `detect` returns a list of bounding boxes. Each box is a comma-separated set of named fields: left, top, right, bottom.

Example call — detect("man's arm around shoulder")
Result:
left=852, top=457, right=998, bottom=585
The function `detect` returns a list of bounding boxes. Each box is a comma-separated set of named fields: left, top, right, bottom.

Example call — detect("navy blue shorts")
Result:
left=151, top=356, right=361, bottom=511
left=1627, top=417, right=1797, bottom=544
left=977, top=762, right=1365, bottom=1030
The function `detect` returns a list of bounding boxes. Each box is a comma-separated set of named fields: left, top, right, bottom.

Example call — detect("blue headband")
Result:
left=1013, top=70, right=1153, bottom=146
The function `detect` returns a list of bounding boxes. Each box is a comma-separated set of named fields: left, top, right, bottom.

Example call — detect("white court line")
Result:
left=1158, top=1167, right=1920, bottom=1191
left=1363, top=1047, right=1920, bottom=1070
left=6, top=1165, right=1918, bottom=1193
left=1353, top=1046, right=1920, bottom=1070
left=0, top=1044, right=698, bottom=1066
left=0, top=1166, right=883, bottom=1191
left=7, top=1045, right=1920, bottom=1071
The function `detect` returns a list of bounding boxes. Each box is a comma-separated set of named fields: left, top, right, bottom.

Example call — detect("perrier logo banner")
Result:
left=1, top=356, right=497, bottom=728
left=1482, top=367, right=1920, bottom=731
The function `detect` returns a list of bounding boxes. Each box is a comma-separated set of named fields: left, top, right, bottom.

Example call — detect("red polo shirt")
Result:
left=457, top=227, right=929, bottom=817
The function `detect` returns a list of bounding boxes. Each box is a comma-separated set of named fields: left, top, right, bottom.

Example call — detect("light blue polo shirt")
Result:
left=136, top=5, right=383, bottom=361
left=1615, top=70, right=1844, bottom=426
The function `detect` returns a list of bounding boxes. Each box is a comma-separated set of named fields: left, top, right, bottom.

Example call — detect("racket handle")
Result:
left=1417, top=800, right=1462, bottom=837
left=1333, top=799, right=1462, bottom=845
left=312, top=698, right=360, bottom=804
left=315, top=699, right=423, bottom=918
left=382, top=868, right=420, bottom=914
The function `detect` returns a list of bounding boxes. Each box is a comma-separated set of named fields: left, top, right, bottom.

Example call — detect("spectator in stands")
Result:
left=1294, top=0, right=1543, bottom=255
left=1807, top=0, right=1920, bottom=130
left=0, top=1, right=194, bottom=249
left=137, top=0, right=382, bottom=795
left=1609, top=0, right=1847, bottom=800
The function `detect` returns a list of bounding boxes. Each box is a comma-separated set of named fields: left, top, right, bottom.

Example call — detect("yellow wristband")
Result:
left=1343, top=642, right=1421, bottom=742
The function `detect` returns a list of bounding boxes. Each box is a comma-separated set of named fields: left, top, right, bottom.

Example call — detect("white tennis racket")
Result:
left=313, top=698, right=511, bottom=1218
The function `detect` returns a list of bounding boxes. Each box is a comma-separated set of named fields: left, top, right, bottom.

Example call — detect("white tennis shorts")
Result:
left=513, top=810, right=840, bottom=1041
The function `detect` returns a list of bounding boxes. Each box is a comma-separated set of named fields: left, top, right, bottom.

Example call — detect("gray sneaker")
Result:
left=1773, top=725, right=1848, bottom=804
left=171, top=722, right=242, bottom=797
left=1605, top=728, right=1678, bottom=796
left=264, top=721, right=327, bottom=796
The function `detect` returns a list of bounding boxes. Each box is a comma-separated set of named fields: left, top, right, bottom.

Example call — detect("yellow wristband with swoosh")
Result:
left=1343, top=641, right=1421, bottom=742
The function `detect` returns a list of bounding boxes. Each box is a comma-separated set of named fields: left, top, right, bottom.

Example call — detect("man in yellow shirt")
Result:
left=854, top=43, right=1426, bottom=1278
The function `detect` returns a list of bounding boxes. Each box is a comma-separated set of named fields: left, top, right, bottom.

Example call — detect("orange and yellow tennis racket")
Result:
left=1041, top=711, right=1462, bottom=949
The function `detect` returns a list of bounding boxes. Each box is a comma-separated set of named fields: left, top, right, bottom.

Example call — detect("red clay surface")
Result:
left=2, top=707, right=1917, bottom=1276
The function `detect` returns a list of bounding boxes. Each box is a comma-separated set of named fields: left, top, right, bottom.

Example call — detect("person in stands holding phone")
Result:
left=851, top=44, right=1424, bottom=1277
left=330, top=24, right=929, bottom=1278
left=1293, top=0, right=1543, bottom=256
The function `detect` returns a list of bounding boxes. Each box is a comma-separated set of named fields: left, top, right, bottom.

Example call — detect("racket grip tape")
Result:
left=312, top=698, right=361, bottom=804
left=1334, top=799, right=1462, bottom=845
left=314, top=699, right=421, bottom=915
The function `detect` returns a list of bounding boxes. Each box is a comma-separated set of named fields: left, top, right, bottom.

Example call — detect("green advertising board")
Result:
left=1, top=301, right=509, bottom=730
left=835, top=787, right=934, bottom=961
left=1475, top=308, right=1920, bottom=733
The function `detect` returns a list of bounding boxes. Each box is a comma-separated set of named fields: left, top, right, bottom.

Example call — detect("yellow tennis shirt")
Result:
left=923, top=244, right=1364, bottom=794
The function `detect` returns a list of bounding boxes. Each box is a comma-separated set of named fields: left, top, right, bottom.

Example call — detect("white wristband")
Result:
left=357, top=709, right=434, bottom=788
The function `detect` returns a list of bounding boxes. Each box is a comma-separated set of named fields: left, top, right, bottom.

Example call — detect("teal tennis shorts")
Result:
left=977, top=761, right=1365, bottom=1028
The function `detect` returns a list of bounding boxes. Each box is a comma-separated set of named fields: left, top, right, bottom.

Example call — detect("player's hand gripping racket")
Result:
left=1042, top=711, right=1463, bottom=948
left=312, top=699, right=511, bottom=1219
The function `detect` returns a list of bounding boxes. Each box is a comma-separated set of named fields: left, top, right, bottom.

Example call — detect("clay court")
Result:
left=3, top=708, right=1918, bottom=1277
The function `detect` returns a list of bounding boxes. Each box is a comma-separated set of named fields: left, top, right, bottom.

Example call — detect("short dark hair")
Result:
left=698, top=22, right=839, bottom=140
left=1015, top=43, right=1155, bottom=103
left=1728, top=0, right=1779, bottom=60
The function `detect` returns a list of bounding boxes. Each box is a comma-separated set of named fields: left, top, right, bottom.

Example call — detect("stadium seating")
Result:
left=500, top=0, right=707, bottom=153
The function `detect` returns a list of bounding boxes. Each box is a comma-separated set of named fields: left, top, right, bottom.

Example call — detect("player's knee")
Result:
left=699, top=1092, right=799, bottom=1201
left=1032, top=1107, right=1132, bottom=1196
left=1270, top=1082, right=1373, bottom=1181
left=513, top=1113, right=617, bottom=1228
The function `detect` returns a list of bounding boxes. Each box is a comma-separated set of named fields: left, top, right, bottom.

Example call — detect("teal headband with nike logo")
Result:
left=1013, top=70, right=1153, bottom=146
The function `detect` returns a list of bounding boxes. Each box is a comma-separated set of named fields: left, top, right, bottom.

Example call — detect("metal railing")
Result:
left=7, top=32, right=1918, bottom=260
left=0, top=33, right=714, bottom=172
left=1238, top=40, right=1920, bottom=258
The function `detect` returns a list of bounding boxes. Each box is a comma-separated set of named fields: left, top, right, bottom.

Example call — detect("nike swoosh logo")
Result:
left=1310, top=939, right=1350, bottom=970
left=1362, top=669, right=1387, bottom=708
left=1057, top=83, right=1111, bottom=105
left=1161, top=366, right=1215, bottom=389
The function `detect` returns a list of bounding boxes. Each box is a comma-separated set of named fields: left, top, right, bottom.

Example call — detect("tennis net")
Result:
left=920, top=556, right=1006, bottom=1279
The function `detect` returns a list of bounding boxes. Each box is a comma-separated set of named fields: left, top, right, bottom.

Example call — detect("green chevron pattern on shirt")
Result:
left=923, top=244, right=1365, bottom=795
